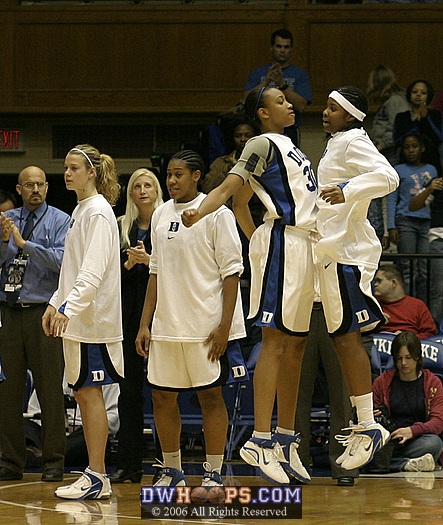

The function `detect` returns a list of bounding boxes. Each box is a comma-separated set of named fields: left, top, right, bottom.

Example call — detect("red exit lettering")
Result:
left=0, top=130, right=21, bottom=150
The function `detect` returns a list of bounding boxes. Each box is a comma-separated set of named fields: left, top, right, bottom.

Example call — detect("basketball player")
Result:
left=182, top=86, right=316, bottom=485
left=317, top=86, right=399, bottom=470
left=136, top=150, right=246, bottom=487
left=42, top=144, right=124, bottom=500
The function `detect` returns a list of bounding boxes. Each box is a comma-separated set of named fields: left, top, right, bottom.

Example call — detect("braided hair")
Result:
left=170, top=150, right=205, bottom=175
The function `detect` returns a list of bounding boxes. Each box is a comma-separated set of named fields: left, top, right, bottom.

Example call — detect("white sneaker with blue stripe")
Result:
left=272, top=432, right=311, bottom=484
left=54, top=467, right=111, bottom=500
left=336, top=421, right=390, bottom=470
left=240, top=437, right=290, bottom=485
left=201, top=462, right=223, bottom=486
left=152, top=463, right=187, bottom=487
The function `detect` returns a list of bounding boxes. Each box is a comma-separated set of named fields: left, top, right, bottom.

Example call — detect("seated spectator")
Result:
left=366, top=331, right=443, bottom=473
left=374, top=264, right=436, bottom=339
left=202, top=121, right=256, bottom=210
left=0, top=188, right=16, bottom=212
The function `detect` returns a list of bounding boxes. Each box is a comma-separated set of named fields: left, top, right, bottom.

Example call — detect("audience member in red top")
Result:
left=374, top=264, right=436, bottom=340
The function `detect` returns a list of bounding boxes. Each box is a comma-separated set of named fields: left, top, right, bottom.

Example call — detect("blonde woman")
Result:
left=110, top=168, right=163, bottom=484
left=367, top=65, right=409, bottom=155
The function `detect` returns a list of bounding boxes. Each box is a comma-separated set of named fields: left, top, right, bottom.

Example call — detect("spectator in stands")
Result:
left=409, top=175, right=443, bottom=325
left=367, top=331, right=443, bottom=473
left=374, top=264, right=436, bottom=339
left=393, top=80, right=443, bottom=176
left=296, top=300, right=359, bottom=487
left=365, top=66, right=408, bottom=245
left=202, top=121, right=256, bottom=210
left=109, top=169, right=163, bottom=484
left=243, top=28, right=311, bottom=146
left=0, top=188, right=16, bottom=212
left=367, top=65, right=409, bottom=163
left=387, top=132, right=437, bottom=300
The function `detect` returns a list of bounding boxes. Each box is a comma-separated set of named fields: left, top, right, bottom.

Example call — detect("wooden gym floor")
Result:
left=0, top=465, right=442, bottom=525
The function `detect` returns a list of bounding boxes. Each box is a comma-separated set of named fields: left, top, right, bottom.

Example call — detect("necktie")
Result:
left=5, top=211, right=35, bottom=306
left=21, top=211, right=35, bottom=242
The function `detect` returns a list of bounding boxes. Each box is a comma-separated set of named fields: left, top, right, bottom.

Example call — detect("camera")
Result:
left=374, top=404, right=396, bottom=432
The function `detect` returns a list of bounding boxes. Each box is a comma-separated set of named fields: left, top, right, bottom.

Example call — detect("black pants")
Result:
left=0, top=303, right=66, bottom=473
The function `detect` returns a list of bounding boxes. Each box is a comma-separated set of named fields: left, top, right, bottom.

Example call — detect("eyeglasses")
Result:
left=20, top=182, right=47, bottom=189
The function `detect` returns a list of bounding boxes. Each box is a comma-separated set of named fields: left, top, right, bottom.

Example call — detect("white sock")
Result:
left=350, top=395, right=356, bottom=408
left=275, top=426, right=295, bottom=436
left=162, top=450, right=182, bottom=470
left=354, top=393, right=375, bottom=425
left=205, top=455, right=224, bottom=473
left=253, top=431, right=272, bottom=440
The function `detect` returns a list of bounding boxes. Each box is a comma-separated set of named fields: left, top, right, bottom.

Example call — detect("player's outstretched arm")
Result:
left=182, top=173, right=243, bottom=227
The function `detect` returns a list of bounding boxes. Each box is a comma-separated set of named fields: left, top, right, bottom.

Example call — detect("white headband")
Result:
left=69, top=147, right=94, bottom=168
left=329, top=90, right=366, bottom=122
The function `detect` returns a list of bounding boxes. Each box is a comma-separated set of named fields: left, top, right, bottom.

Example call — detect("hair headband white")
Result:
left=69, top=148, right=94, bottom=168
left=329, top=90, right=366, bottom=122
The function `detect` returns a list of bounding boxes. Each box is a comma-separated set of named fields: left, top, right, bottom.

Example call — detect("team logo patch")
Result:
left=261, top=311, right=274, bottom=324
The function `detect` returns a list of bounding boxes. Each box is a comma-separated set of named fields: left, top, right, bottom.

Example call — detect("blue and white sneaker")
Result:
left=54, top=467, right=112, bottom=500
left=152, top=462, right=187, bottom=487
left=272, top=433, right=311, bottom=484
left=337, top=422, right=390, bottom=471
left=201, top=462, right=223, bottom=487
left=240, top=437, right=289, bottom=485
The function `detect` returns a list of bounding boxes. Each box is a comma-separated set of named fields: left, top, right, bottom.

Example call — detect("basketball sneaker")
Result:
left=240, top=437, right=290, bottom=485
left=403, top=453, right=435, bottom=472
left=335, top=420, right=357, bottom=466
left=54, top=467, right=112, bottom=500
left=272, top=432, right=311, bottom=484
left=152, top=462, right=187, bottom=487
left=201, top=462, right=223, bottom=487
left=336, top=422, right=390, bottom=470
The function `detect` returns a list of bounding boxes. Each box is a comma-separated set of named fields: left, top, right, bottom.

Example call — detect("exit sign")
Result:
left=0, top=130, right=24, bottom=152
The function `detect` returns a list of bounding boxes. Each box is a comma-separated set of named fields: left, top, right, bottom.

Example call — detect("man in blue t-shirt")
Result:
left=244, top=28, right=312, bottom=146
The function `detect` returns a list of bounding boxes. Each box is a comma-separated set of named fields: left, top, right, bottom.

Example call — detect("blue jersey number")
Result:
left=287, top=149, right=303, bottom=167
left=303, top=165, right=317, bottom=192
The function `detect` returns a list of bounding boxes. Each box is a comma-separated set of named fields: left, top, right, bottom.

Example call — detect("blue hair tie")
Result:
left=253, top=86, right=267, bottom=120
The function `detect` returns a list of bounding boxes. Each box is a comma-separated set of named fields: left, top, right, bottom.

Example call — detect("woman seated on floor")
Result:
left=366, top=331, right=443, bottom=473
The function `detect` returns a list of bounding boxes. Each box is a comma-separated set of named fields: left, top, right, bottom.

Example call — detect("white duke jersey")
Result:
left=230, top=133, right=317, bottom=231
left=150, top=193, right=246, bottom=342
left=50, top=194, right=123, bottom=343
left=316, top=128, right=399, bottom=268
